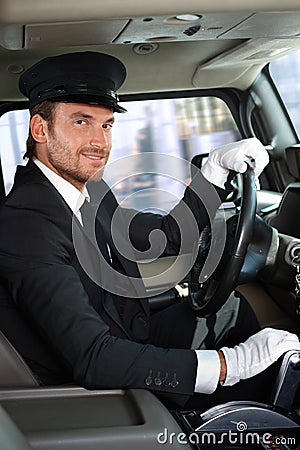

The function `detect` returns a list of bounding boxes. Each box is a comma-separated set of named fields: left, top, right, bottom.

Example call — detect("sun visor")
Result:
left=192, top=38, right=300, bottom=89
left=0, top=20, right=129, bottom=50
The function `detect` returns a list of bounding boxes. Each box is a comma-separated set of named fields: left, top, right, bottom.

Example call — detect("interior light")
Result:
left=175, top=14, right=201, bottom=22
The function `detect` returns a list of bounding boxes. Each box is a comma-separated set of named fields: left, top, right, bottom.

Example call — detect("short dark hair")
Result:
left=24, top=100, right=57, bottom=159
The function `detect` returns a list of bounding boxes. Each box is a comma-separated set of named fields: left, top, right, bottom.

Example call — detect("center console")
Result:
left=0, top=387, right=188, bottom=449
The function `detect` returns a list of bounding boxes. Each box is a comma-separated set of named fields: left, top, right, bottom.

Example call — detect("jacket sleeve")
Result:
left=0, top=184, right=198, bottom=399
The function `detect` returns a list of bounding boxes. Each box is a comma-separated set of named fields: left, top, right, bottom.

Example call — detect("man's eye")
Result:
left=75, top=119, right=87, bottom=125
left=103, top=123, right=113, bottom=129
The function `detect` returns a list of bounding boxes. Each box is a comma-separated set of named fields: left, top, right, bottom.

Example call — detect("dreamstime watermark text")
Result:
left=156, top=422, right=296, bottom=446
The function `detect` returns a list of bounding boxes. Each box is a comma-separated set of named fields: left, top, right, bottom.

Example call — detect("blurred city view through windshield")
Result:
left=106, top=96, right=240, bottom=211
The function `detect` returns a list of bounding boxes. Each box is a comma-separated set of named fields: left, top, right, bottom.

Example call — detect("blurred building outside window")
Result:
left=270, top=49, right=300, bottom=137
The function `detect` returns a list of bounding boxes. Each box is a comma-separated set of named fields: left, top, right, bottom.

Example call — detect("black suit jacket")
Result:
left=0, top=160, right=228, bottom=403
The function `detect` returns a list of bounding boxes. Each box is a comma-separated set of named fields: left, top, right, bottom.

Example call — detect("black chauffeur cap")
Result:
left=19, top=51, right=127, bottom=113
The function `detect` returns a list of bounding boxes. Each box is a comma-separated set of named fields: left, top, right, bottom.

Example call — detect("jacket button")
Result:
left=145, top=370, right=153, bottom=386
left=138, top=315, right=147, bottom=326
left=154, top=372, right=162, bottom=386
left=163, top=372, right=170, bottom=386
left=170, top=373, right=179, bottom=388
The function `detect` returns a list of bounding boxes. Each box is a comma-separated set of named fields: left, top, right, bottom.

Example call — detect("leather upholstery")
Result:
left=0, top=330, right=39, bottom=387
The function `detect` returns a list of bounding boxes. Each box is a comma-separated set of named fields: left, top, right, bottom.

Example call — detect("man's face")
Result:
left=37, top=102, right=114, bottom=190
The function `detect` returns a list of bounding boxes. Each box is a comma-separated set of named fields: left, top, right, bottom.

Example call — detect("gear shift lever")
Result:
left=271, top=350, right=300, bottom=410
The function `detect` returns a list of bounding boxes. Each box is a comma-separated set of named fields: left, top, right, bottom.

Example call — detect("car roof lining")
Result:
left=1, top=0, right=300, bottom=22
left=1, top=2, right=300, bottom=98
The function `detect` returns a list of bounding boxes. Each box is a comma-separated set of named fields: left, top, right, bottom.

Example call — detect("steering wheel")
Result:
left=189, top=165, right=257, bottom=317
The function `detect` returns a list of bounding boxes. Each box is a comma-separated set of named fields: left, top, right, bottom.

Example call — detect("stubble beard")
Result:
left=47, top=134, right=105, bottom=189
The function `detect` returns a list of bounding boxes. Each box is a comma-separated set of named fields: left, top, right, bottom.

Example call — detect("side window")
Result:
left=0, top=97, right=240, bottom=210
left=269, top=50, right=300, bottom=137
left=0, top=109, right=29, bottom=193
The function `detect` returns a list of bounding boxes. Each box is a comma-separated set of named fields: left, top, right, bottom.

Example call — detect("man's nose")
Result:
left=89, top=127, right=108, bottom=148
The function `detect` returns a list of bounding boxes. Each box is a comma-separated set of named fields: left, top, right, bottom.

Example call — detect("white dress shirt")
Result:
left=33, top=157, right=221, bottom=394
left=33, top=157, right=88, bottom=225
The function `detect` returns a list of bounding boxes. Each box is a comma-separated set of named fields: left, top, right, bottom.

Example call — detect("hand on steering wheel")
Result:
left=189, top=164, right=257, bottom=316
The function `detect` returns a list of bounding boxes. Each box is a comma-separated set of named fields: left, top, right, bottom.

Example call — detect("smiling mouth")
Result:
left=81, top=152, right=106, bottom=161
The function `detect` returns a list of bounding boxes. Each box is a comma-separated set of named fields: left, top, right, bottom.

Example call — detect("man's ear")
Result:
left=30, top=114, right=48, bottom=144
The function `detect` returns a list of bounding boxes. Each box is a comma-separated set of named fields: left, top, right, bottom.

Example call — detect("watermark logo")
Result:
left=235, top=420, right=248, bottom=432
left=72, top=153, right=227, bottom=298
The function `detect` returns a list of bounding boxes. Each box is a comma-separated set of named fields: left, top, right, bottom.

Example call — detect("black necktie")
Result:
left=80, top=200, right=128, bottom=321
left=80, top=200, right=148, bottom=337
left=80, top=199, right=111, bottom=264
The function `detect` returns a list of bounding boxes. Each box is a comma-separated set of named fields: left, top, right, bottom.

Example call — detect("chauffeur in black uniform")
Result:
left=0, top=51, right=299, bottom=409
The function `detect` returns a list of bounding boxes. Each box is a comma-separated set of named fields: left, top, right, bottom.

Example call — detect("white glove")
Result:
left=220, top=327, right=300, bottom=386
left=201, top=137, right=269, bottom=189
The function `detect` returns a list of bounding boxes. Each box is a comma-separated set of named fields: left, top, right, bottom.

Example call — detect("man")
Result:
left=0, top=51, right=298, bottom=409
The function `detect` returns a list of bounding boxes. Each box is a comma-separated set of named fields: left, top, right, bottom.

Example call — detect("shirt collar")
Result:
left=33, top=157, right=89, bottom=214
